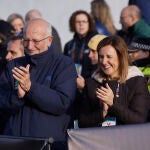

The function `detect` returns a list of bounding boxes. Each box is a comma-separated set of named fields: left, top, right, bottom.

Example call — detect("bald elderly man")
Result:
left=25, top=9, right=62, bottom=53
left=0, top=18, right=77, bottom=142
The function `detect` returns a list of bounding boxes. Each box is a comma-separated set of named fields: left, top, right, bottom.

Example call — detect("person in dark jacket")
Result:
left=77, top=34, right=107, bottom=92
left=118, top=5, right=150, bottom=45
left=0, top=35, right=25, bottom=134
left=64, top=10, right=97, bottom=78
left=127, top=37, right=150, bottom=121
left=0, top=18, right=77, bottom=143
left=75, top=34, right=106, bottom=122
left=0, top=20, right=15, bottom=75
left=78, top=36, right=150, bottom=128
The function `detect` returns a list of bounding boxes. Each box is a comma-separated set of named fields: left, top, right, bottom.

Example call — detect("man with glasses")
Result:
left=118, top=5, right=150, bottom=45
left=25, top=9, right=62, bottom=53
left=0, top=18, right=77, bottom=145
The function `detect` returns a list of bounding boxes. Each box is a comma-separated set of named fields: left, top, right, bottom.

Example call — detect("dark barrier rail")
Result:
left=0, top=135, right=67, bottom=150
left=67, top=123, right=150, bottom=150
left=0, top=135, right=47, bottom=150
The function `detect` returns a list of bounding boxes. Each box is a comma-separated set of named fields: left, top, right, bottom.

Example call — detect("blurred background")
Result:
left=0, top=0, right=128, bottom=49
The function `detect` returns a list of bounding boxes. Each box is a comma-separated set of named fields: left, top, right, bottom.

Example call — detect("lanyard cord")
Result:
left=116, top=83, right=120, bottom=98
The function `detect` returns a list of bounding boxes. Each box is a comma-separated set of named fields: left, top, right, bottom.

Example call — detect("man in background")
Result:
left=25, top=9, right=62, bottom=53
left=128, top=0, right=150, bottom=25
left=6, top=36, right=24, bottom=61
left=118, top=5, right=150, bottom=44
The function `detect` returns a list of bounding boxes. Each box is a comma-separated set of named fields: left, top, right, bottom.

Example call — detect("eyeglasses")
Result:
left=120, top=15, right=129, bottom=20
left=75, top=20, right=88, bottom=24
left=23, top=36, right=51, bottom=46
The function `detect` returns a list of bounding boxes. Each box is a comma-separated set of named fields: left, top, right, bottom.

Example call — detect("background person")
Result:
left=128, top=37, right=150, bottom=91
left=128, top=38, right=150, bottom=64
left=7, top=13, right=25, bottom=35
left=6, top=36, right=24, bottom=61
left=128, top=0, right=150, bottom=25
left=78, top=36, right=150, bottom=128
left=0, top=18, right=77, bottom=144
left=64, top=10, right=97, bottom=78
left=0, top=20, right=15, bottom=75
left=77, top=34, right=107, bottom=91
left=90, top=0, right=116, bottom=36
left=25, top=9, right=62, bottom=53
left=0, top=35, right=24, bottom=134
left=118, top=5, right=150, bottom=45
left=75, top=34, right=106, bottom=124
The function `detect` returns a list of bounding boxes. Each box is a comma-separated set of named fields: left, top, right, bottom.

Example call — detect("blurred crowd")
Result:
left=0, top=0, right=150, bottom=149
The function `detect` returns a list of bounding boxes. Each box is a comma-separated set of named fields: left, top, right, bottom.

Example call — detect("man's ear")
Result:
left=131, top=15, right=138, bottom=24
left=47, top=36, right=53, bottom=48
left=48, top=36, right=53, bottom=44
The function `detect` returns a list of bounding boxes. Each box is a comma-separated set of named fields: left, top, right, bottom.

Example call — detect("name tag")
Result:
left=75, top=64, right=82, bottom=75
left=102, top=117, right=116, bottom=127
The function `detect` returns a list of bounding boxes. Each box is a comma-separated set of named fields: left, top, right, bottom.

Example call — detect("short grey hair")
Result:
left=46, top=22, right=52, bottom=36
left=25, top=9, right=42, bottom=22
left=23, top=18, right=52, bottom=37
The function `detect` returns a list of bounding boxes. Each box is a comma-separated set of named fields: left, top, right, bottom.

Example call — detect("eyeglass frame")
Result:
left=75, top=20, right=89, bottom=24
left=23, top=35, right=52, bottom=46
left=120, top=15, right=130, bottom=21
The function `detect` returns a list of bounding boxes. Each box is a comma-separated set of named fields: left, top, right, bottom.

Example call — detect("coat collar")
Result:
left=92, top=66, right=143, bottom=83
left=26, top=49, right=52, bottom=66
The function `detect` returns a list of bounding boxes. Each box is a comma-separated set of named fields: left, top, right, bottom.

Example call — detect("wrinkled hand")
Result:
left=96, top=83, right=114, bottom=107
left=12, top=64, right=31, bottom=98
left=17, top=84, right=26, bottom=98
left=76, top=75, right=85, bottom=92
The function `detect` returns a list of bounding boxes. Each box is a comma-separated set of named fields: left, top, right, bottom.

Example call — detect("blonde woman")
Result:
left=7, top=13, right=24, bottom=35
left=91, top=0, right=116, bottom=35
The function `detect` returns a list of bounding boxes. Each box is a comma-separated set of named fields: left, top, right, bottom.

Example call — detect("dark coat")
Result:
left=64, top=32, right=97, bottom=78
left=78, top=66, right=150, bottom=128
left=117, top=19, right=150, bottom=45
left=132, top=56, right=150, bottom=67
left=0, top=49, right=77, bottom=141
left=51, top=26, right=62, bottom=53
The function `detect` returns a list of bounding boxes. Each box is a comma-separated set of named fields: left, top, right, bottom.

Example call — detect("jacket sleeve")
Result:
left=78, top=80, right=103, bottom=128
left=78, top=95, right=103, bottom=128
left=25, top=58, right=77, bottom=115
left=109, top=77, right=150, bottom=124
left=0, top=63, right=24, bottom=114
left=63, top=43, right=69, bottom=56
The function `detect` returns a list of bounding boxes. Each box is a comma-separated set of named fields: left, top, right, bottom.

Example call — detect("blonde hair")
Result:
left=7, top=13, right=25, bottom=25
left=91, top=0, right=116, bottom=35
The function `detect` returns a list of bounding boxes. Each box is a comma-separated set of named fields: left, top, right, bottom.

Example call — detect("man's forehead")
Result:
left=25, top=25, right=46, bottom=36
left=27, top=24, right=42, bottom=31
left=8, top=39, right=21, bottom=45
